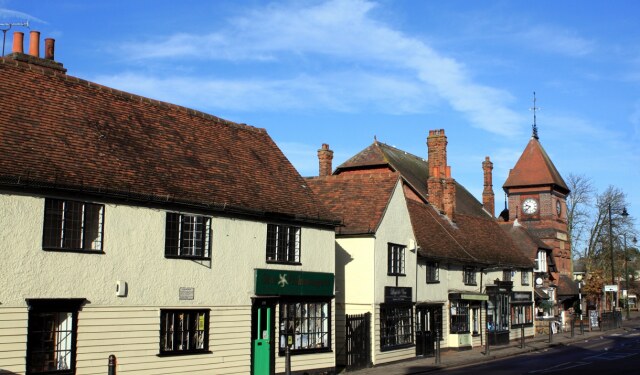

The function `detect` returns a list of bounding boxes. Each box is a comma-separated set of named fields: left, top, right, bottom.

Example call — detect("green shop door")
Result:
left=252, top=301, right=274, bottom=375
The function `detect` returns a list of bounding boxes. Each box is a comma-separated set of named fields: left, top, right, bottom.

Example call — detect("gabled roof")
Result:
left=0, top=55, right=337, bottom=225
left=499, top=221, right=552, bottom=260
left=305, top=172, right=400, bottom=235
left=336, top=141, right=489, bottom=218
left=503, top=137, right=569, bottom=194
left=407, top=200, right=534, bottom=268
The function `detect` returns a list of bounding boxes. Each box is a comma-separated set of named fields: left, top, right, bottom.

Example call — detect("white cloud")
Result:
left=520, top=26, right=595, bottom=57
left=0, top=8, right=46, bottom=24
left=113, top=0, right=525, bottom=136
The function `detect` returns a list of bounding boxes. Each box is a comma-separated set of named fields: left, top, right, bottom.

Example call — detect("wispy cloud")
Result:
left=0, top=8, right=46, bottom=24
left=108, top=0, right=524, bottom=137
left=520, top=25, right=595, bottom=57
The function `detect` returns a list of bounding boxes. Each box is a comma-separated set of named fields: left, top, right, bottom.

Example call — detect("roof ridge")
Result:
left=0, top=56, right=266, bottom=135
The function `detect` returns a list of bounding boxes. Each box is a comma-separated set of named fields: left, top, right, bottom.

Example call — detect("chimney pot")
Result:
left=12, top=32, right=24, bottom=54
left=44, top=38, right=55, bottom=60
left=29, top=31, right=40, bottom=58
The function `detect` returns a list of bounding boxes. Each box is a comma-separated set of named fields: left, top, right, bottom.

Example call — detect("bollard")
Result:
left=520, top=324, right=525, bottom=349
left=580, top=319, right=584, bottom=335
left=285, top=345, right=291, bottom=375
left=435, top=329, right=441, bottom=364
left=108, top=354, right=116, bottom=375
left=485, top=327, right=490, bottom=356
left=548, top=321, right=553, bottom=343
left=571, top=317, right=575, bottom=338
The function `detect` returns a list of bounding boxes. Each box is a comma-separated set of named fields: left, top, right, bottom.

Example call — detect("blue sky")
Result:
left=2, top=0, right=639, bottom=226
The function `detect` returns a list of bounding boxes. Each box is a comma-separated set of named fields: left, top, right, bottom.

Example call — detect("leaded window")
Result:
left=463, top=267, right=477, bottom=285
left=380, top=304, right=413, bottom=350
left=388, top=244, right=406, bottom=276
left=160, top=310, right=209, bottom=355
left=165, top=213, right=211, bottom=259
left=266, top=224, right=301, bottom=263
left=426, top=262, right=439, bottom=283
left=503, top=269, right=512, bottom=282
left=450, top=300, right=469, bottom=333
left=279, top=301, right=330, bottom=353
left=42, top=198, right=104, bottom=252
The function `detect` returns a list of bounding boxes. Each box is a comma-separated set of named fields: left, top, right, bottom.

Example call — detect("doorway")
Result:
left=415, top=304, right=442, bottom=356
left=252, top=299, right=276, bottom=375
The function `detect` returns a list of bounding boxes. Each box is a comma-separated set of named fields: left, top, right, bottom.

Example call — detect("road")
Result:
left=434, top=326, right=640, bottom=374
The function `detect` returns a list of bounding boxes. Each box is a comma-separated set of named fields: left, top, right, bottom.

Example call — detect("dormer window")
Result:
left=534, top=250, right=547, bottom=273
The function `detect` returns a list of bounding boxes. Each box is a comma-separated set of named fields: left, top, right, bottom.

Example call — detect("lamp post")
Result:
left=608, top=203, right=615, bottom=312
left=576, top=274, right=583, bottom=321
left=620, top=207, right=629, bottom=320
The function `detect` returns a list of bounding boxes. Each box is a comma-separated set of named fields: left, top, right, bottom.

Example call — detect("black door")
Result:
left=416, top=305, right=442, bottom=356
left=345, top=312, right=371, bottom=370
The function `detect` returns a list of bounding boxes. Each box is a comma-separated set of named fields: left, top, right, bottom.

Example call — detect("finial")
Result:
left=374, top=135, right=378, bottom=143
left=530, top=91, right=539, bottom=139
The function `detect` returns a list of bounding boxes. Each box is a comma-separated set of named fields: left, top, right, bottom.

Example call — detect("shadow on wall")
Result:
left=0, top=370, right=20, bottom=374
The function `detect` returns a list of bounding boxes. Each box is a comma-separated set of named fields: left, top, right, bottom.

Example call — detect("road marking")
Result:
left=528, top=361, right=590, bottom=374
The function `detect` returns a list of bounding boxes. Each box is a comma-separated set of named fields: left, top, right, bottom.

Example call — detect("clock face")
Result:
left=556, top=200, right=562, bottom=216
left=522, top=198, right=538, bottom=215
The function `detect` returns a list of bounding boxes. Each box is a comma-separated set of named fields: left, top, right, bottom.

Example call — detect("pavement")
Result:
left=341, top=312, right=640, bottom=374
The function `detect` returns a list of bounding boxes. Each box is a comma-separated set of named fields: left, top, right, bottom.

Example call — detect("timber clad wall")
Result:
left=0, top=307, right=27, bottom=374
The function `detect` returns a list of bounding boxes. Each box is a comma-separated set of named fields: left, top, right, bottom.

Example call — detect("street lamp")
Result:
left=622, top=207, right=629, bottom=319
left=576, top=274, right=583, bottom=321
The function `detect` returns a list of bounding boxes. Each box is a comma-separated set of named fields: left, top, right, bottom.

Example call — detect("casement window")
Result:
left=463, top=267, right=477, bottom=286
left=160, top=310, right=209, bottom=355
left=426, top=262, right=439, bottom=283
left=266, top=224, right=301, bottom=264
left=380, top=304, right=413, bottom=350
left=26, top=299, right=84, bottom=375
left=279, top=301, right=330, bottom=354
left=165, top=213, right=211, bottom=259
left=387, top=244, right=406, bottom=276
left=42, top=198, right=104, bottom=252
left=511, top=304, right=533, bottom=327
left=449, top=300, right=469, bottom=334
left=502, top=270, right=512, bottom=282
left=521, top=270, right=530, bottom=285
left=534, top=250, right=547, bottom=273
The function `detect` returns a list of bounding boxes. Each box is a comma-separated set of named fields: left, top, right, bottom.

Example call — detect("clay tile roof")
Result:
left=499, top=221, right=552, bottom=260
left=503, top=137, right=569, bottom=194
left=0, top=57, right=337, bottom=224
left=556, top=274, right=579, bottom=297
left=305, top=172, right=400, bottom=235
left=407, top=200, right=534, bottom=268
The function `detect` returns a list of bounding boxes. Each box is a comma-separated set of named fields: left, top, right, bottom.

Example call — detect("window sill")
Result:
left=157, top=350, right=212, bottom=357
left=388, top=273, right=406, bottom=277
left=278, top=347, right=332, bottom=356
left=426, top=280, right=440, bottom=284
left=450, top=331, right=471, bottom=335
left=464, top=283, right=478, bottom=286
left=164, top=255, right=211, bottom=261
left=42, top=247, right=104, bottom=254
left=380, top=343, right=414, bottom=352
left=266, top=260, right=302, bottom=266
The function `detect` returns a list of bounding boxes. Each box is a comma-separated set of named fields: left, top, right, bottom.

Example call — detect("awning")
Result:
left=449, top=292, right=488, bottom=301
left=535, top=288, right=550, bottom=300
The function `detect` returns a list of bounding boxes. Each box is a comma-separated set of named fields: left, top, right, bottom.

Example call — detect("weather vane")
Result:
left=1, top=21, right=30, bottom=56
left=529, top=91, right=540, bottom=139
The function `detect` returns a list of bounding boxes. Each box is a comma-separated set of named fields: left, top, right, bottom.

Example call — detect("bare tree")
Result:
left=566, top=173, right=594, bottom=260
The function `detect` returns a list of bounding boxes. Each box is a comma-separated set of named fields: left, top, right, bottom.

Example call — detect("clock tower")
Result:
left=502, top=124, right=571, bottom=281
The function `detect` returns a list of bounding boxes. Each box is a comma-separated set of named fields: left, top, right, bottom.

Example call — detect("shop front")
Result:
left=252, top=269, right=335, bottom=375
left=448, top=292, right=488, bottom=349
left=486, top=280, right=513, bottom=345
left=380, top=287, right=414, bottom=352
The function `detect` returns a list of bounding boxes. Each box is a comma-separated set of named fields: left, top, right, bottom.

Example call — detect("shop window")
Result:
left=426, top=262, right=439, bottom=283
left=266, top=224, right=301, bottom=264
left=472, top=305, right=480, bottom=335
left=463, top=267, right=476, bottom=285
left=511, top=304, right=533, bottom=327
left=42, top=198, right=104, bottom=252
left=165, top=213, right=211, bottom=259
left=160, top=310, right=209, bottom=355
left=279, top=301, right=330, bottom=353
left=380, top=304, right=413, bottom=350
left=487, top=294, right=510, bottom=332
left=387, top=244, right=406, bottom=276
left=449, top=300, right=469, bottom=333
left=26, top=299, right=85, bottom=375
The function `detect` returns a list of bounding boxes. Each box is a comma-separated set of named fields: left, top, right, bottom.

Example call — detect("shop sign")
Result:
left=511, top=292, right=532, bottom=302
left=604, top=285, right=618, bottom=292
left=254, top=269, right=334, bottom=297
left=384, top=286, right=413, bottom=303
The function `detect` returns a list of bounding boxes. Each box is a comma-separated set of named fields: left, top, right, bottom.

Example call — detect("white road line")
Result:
left=528, top=361, right=590, bottom=374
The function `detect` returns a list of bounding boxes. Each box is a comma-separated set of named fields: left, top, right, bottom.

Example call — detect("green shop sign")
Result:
left=254, top=269, right=334, bottom=297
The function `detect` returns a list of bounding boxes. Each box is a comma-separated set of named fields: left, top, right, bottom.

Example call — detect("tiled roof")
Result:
left=499, top=221, right=552, bottom=260
left=407, top=200, right=534, bottom=268
left=336, top=141, right=489, bottom=218
left=503, top=137, right=569, bottom=193
left=0, top=56, right=337, bottom=224
left=305, top=173, right=400, bottom=235
left=556, top=274, right=579, bottom=297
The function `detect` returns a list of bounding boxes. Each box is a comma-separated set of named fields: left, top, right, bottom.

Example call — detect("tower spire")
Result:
left=530, top=91, right=539, bottom=139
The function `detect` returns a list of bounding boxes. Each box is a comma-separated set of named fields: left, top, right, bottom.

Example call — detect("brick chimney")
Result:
left=482, top=156, right=495, bottom=216
left=317, top=143, right=334, bottom=177
left=427, top=129, right=455, bottom=218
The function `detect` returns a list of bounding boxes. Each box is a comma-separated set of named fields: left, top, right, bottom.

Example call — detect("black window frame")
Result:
left=463, top=267, right=477, bottom=286
left=449, top=300, right=470, bottom=334
left=164, top=212, right=212, bottom=260
left=380, top=303, right=413, bottom=351
left=503, top=269, right=512, bottom=282
left=26, top=298, right=85, bottom=375
left=521, top=269, right=530, bottom=285
left=42, top=198, right=105, bottom=253
left=266, top=223, right=302, bottom=264
left=278, top=299, right=332, bottom=355
left=159, top=309, right=210, bottom=356
left=387, top=243, right=406, bottom=276
left=426, top=261, right=439, bottom=283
